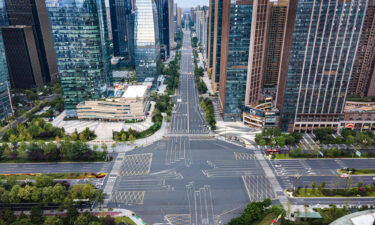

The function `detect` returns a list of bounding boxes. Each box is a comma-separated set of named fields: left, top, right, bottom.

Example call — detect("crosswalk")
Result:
left=186, top=183, right=215, bottom=225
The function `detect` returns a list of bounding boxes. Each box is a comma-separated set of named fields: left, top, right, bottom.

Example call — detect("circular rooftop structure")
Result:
left=330, top=209, right=375, bottom=225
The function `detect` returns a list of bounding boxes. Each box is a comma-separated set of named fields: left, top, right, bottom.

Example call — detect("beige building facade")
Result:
left=77, top=86, right=150, bottom=121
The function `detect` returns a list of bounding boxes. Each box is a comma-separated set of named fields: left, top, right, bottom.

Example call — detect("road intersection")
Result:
left=4, top=29, right=375, bottom=225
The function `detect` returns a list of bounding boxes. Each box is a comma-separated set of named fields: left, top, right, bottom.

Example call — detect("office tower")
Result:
left=2, top=26, right=44, bottom=89
left=276, top=0, right=368, bottom=132
left=0, top=0, right=12, bottom=120
left=5, top=0, right=58, bottom=84
left=134, top=0, right=159, bottom=81
left=109, top=0, right=135, bottom=65
left=156, top=0, right=171, bottom=59
left=210, top=0, right=223, bottom=93
left=106, top=7, right=112, bottom=40
left=207, top=0, right=215, bottom=68
left=263, top=0, right=287, bottom=91
left=46, top=0, right=112, bottom=110
left=194, top=7, right=208, bottom=51
left=219, top=0, right=253, bottom=121
left=168, top=0, right=175, bottom=49
left=173, top=3, right=177, bottom=32
left=177, top=7, right=182, bottom=27
left=245, top=0, right=269, bottom=107
left=349, top=0, right=375, bottom=97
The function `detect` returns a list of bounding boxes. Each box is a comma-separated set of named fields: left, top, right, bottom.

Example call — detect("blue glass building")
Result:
left=156, top=0, right=171, bottom=60
left=46, top=0, right=112, bottom=110
left=276, top=0, right=368, bottom=132
left=219, top=0, right=253, bottom=121
left=0, top=0, right=13, bottom=120
left=109, top=0, right=135, bottom=66
left=134, top=0, right=159, bottom=81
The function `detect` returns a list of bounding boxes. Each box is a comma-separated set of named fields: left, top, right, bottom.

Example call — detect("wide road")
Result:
left=169, top=29, right=208, bottom=135
left=107, top=29, right=274, bottom=225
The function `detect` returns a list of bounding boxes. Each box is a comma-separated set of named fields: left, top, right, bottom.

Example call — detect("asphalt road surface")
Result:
left=106, top=29, right=274, bottom=225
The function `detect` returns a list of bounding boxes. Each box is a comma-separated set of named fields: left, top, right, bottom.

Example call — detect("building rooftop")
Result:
left=123, top=85, right=148, bottom=99
left=330, top=209, right=375, bottom=225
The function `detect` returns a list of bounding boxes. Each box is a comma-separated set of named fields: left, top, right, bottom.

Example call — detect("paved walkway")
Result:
left=52, top=103, right=156, bottom=141
left=102, top=114, right=168, bottom=151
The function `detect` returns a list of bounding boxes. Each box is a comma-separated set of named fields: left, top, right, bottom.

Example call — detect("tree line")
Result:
left=0, top=176, right=103, bottom=206
left=200, top=98, right=216, bottom=130
left=0, top=141, right=108, bottom=162
left=2, top=118, right=96, bottom=143
left=315, top=128, right=375, bottom=146
left=255, top=128, right=303, bottom=147
left=0, top=208, right=128, bottom=225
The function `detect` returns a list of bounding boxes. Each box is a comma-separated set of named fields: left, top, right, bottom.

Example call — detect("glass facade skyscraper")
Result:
left=0, top=0, right=13, bottom=120
left=276, top=0, right=368, bottom=132
left=210, top=0, right=223, bottom=93
left=46, top=0, right=112, bottom=110
left=219, top=0, right=253, bottom=121
left=134, top=0, right=159, bottom=81
left=156, top=0, right=170, bottom=60
left=109, top=0, right=135, bottom=66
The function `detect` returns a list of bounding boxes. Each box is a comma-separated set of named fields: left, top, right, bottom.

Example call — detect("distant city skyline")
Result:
left=175, top=0, right=208, bottom=8
left=105, top=0, right=208, bottom=8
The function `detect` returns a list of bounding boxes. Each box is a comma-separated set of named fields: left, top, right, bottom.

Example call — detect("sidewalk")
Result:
left=53, top=102, right=156, bottom=142
left=215, top=120, right=261, bottom=147
left=103, top=114, right=168, bottom=152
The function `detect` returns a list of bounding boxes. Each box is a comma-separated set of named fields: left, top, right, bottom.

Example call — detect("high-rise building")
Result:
left=245, top=0, right=269, bottom=107
left=206, top=0, right=215, bottom=69
left=263, top=0, right=287, bottom=91
left=134, top=0, right=159, bottom=81
left=210, top=0, right=223, bottom=93
left=5, top=0, right=58, bottom=85
left=168, top=0, right=175, bottom=49
left=2, top=26, right=44, bottom=89
left=194, top=7, right=208, bottom=52
left=156, top=0, right=171, bottom=60
left=46, top=0, right=112, bottom=110
left=109, top=0, right=135, bottom=66
left=106, top=7, right=112, bottom=40
left=0, top=0, right=13, bottom=120
left=219, top=0, right=253, bottom=121
left=276, top=0, right=368, bottom=132
left=349, top=0, right=375, bottom=97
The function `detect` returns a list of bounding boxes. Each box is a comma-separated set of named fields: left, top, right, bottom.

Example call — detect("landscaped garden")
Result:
left=199, top=97, right=216, bottom=130
left=290, top=181, right=375, bottom=197
left=1, top=118, right=96, bottom=142
left=255, top=128, right=303, bottom=147
left=0, top=141, right=109, bottom=163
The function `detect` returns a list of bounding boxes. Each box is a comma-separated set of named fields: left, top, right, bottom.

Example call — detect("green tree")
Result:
left=43, top=216, right=63, bottom=225
left=1, top=209, right=15, bottom=224
left=36, top=175, right=54, bottom=188
left=30, top=206, right=44, bottom=225
left=128, top=135, right=136, bottom=144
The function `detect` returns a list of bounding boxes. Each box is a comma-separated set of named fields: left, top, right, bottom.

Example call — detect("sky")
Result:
left=175, top=0, right=208, bottom=8
left=104, top=0, right=208, bottom=8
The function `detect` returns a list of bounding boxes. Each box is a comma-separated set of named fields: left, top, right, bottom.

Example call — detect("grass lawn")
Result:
left=114, top=216, right=137, bottom=225
left=256, top=212, right=280, bottom=225
left=273, top=154, right=294, bottom=159
left=295, top=188, right=375, bottom=197
left=0, top=172, right=106, bottom=180
left=338, top=169, right=375, bottom=175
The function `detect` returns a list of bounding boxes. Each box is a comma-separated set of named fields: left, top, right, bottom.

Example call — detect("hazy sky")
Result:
left=105, top=0, right=208, bottom=8
left=175, top=0, right=208, bottom=8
